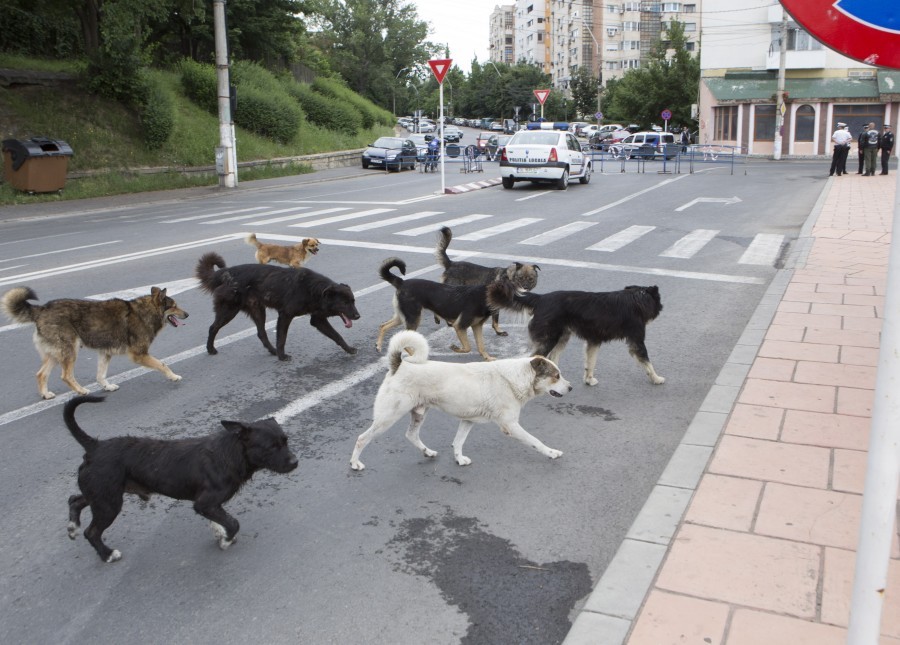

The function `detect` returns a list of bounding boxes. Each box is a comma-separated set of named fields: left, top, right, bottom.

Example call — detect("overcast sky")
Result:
left=412, top=0, right=515, bottom=74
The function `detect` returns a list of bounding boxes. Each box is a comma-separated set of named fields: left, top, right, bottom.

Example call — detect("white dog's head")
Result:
left=530, top=356, right=571, bottom=398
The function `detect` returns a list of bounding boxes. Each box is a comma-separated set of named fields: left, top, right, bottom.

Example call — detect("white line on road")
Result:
left=289, top=208, right=395, bottom=228
left=587, top=225, right=656, bottom=252
left=519, top=221, right=598, bottom=246
left=395, top=214, right=492, bottom=236
left=659, top=229, right=720, bottom=259
left=161, top=206, right=269, bottom=223
left=243, top=207, right=349, bottom=227
left=580, top=174, right=689, bottom=216
left=341, top=211, right=444, bottom=232
left=454, top=218, right=543, bottom=241
left=0, top=241, right=121, bottom=263
left=739, top=233, right=785, bottom=266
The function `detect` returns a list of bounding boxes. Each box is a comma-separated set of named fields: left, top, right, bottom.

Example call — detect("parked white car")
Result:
left=499, top=130, right=592, bottom=190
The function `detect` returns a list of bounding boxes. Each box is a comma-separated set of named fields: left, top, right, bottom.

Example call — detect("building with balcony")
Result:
left=699, top=1, right=900, bottom=157
left=515, top=0, right=548, bottom=72
left=489, top=4, right=516, bottom=65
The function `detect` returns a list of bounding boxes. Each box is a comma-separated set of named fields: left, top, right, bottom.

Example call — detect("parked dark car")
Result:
left=361, top=136, right=417, bottom=171
left=442, top=125, right=463, bottom=142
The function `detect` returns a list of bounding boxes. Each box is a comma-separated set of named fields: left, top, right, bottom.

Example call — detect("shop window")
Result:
left=794, top=105, right=815, bottom=142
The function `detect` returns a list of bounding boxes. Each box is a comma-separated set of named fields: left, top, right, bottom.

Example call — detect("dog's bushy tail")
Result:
left=379, top=257, right=406, bottom=289
left=195, top=252, right=227, bottom=293
left=486, top=280, right=541, bottom=314
left=245, top=233, right=261, bottom=249
left=1, top=287, right=40, bottom=324
left=63, top=395, right=103, bottom=451
left=435, top=226, right=453, bottom=269
left=387, top=330, right=429, bottom=373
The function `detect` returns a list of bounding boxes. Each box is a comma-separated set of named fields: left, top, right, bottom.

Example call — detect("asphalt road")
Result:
left=0, top=156, right=827, bottom=644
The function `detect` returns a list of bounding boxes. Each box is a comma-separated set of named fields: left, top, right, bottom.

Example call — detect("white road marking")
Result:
left=243, top=207, right=349, bottom=226
left=739, top=234, right=784, bottom=266
left=587, top=225, right=656, bottom=252
left=0, top=241, right=121, bottom=263
left=289, top=208, right=395, bottom=228
left=454, top=218, right=543, bottom=241
left=395, top=214, right=492, bottom=236
left=161, top=206, right=269, bottom=223
left=519, top=221, right=598, bottom=246
left=515, top=191, right=554, bottom=202
left=580, top=175, right=689, bottom=216
left=341, top=211, right=444, bottom=232
left=660, top=229, right=720, bottom=259
left=87, top=278, right=200, bottom=300
left=674, top=196, right=741, bottom=212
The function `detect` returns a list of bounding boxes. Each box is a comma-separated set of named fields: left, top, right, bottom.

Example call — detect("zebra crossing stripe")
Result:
left=341, top=211, right=444, bottom=232
left=587, top=225, right=656, bottom=252
left=200, top=206, right=311, bottom=225
left=454, top=218, right=543, bottom=241
left=245, top=207, right=350, bottom=226
left=162, top=206, right=269, bottom=223
left=520, top=221, right=598, bottom=246
left=289, top=208, right=396, bottom=228
left=395, top=214, right=492, bottom=236
left=660, top=229, right=720, bottom=259
left=739, top=234, right=784, bottom=265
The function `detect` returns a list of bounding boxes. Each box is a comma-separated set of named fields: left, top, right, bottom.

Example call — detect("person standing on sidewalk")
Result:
left=829, top=122, right=852, bottom=176
left=857, top=124, right=869, bottom=174
left=863, top=123, right=881, bottom=176
left=879, top=124, right=894, bottom=175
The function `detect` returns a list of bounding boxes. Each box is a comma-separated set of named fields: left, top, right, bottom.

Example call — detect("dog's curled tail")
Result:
left=379, top=257, right=406, bottom=289
left=1, top=286, right=40, bottom=324
left=63, top=394, right=104, bottom=451
left=486, top=280, right=540, bottom=314
left=387, top=330, right=429, bottom=373
left=245, top=233, right=261, bottom=249
left=195, top=252, right=227, bottom=293
left=434, top=226, right=453, bottom=269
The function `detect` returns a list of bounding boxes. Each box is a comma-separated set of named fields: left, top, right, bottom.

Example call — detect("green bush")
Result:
left=312, top=77, right=393, bottom=129
left=138, top=72, right=175, bottom=148
left=179, top=59, right=302, bottom=144
left=284, top=81, right=360, bottom=135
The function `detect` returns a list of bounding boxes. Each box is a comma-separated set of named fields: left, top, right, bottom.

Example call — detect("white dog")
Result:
left=350, top=330, right=571, bottom=471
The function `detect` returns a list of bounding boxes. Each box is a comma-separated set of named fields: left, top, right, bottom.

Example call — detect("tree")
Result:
left=603, top=21, right=699, bottom=129
left=569, top=66, right=599, bottom=120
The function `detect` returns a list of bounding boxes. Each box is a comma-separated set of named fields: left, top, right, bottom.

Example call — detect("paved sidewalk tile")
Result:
left=709, top=435, right=830, bottom=488
left=626, top=591, right=728, bottom=645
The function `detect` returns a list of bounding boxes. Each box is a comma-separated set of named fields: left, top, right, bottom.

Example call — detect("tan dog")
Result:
left=245, top=233, right=320, bottom=268
left=2, top=286, right=188, bottom=399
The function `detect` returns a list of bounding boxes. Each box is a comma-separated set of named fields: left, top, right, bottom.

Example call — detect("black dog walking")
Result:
left=64, top=395, right=298, bottom=563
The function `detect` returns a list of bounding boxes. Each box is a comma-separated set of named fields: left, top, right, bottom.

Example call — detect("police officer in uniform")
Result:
left=829, top=122, right=851, bottom=176
left=880, top=124, right=894, bottom=175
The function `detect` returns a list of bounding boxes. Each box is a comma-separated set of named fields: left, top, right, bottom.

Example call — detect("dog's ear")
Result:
left=220, top=420, right=251, bottom=437
left=529, top=356, right=556, bottom=378
left=515, top=262, right=523, bottom=270
left=534, top=265, right=541, bottom=271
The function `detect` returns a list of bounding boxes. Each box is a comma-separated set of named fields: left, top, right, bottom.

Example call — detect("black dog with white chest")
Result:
left=195, top=252, right=360, bottom=361
left=64, top=395, right=298, bottom=563
left=488, top=282, right=665, bottom=388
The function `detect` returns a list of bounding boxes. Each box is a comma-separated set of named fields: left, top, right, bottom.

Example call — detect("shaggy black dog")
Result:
left=488, top=282, right=665, bottom=387
left=64, top=395, right=298, bottom=563
left=195, top=252, right=360, bottom=361
left=375, top=257, right=495, bottom=360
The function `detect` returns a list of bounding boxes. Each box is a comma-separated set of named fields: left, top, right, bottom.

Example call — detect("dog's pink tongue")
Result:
left=168, top=315, right=182, bottom=327
left=341, top=314, right=352, bottom=329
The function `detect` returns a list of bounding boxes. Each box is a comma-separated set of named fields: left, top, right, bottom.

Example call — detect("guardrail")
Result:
left=581, top=143, right=747, bottom=175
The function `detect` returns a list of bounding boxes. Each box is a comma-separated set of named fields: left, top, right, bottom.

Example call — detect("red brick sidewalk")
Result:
left=627, top=173, right=900, bottom=643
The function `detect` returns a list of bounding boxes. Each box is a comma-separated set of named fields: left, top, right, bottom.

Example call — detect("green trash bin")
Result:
left=2, top=137, right=74, bottom=193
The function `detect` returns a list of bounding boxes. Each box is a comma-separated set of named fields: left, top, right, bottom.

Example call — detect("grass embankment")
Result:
left=0, top=55, right=392, bottom=206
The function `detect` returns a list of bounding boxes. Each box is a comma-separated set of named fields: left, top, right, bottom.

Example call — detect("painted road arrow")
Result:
left=675, top=196, right=742, bottom=212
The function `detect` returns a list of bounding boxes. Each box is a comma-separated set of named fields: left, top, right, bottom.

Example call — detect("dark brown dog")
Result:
left=195, top=252, right=359, bottom=361
left=435, top=226, right=540, bottom=335
left=246, top=233, right=320, bottom=268
left=64, top=395, right=298, bottom=563
left=1, top=286, right=187, bottom=399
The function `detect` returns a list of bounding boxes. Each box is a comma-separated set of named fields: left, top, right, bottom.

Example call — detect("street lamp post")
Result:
left=408, top=83, right=420, bottom=132
left=393, top=67, right=409, bottom=117
left=573, top=11, right=603, bottom=121
left=486, top=60, right=503, bottom=120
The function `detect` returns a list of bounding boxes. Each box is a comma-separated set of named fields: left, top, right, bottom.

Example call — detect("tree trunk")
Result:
left=75, top=0, right=102, bottom=57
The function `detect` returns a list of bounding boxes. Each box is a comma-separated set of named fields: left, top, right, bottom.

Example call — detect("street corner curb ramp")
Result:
left=444, top=177, right=503, bottom=194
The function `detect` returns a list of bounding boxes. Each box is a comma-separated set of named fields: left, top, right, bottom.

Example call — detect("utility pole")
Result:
left=773, top=10, right=787, bottom=160
left=213, top=0, right=236, bottom=187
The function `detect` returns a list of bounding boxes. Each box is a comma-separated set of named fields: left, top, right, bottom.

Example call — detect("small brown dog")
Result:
left=245, top=233, right=320, bottom=268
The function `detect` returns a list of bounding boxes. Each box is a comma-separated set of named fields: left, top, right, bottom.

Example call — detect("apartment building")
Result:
left=515, top=0, right=548, bottom=71
left=699, top=0, right=900, bottom=156
left=489, top=4, right=516, bottom=65
left=546, top=1, right=700, bottom=94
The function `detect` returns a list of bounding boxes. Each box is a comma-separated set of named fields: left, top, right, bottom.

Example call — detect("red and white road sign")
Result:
left=533, top=89, right=550, bottom=105
left=780, top=0, right=900, bottom=69
left=428, top=59, right=452, bottom=84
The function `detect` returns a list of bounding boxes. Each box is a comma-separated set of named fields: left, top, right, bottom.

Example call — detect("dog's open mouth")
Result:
left=341, top=313, right=352, bottom=329
left=550, top=390, right=563, bottom=398
left=310, top=247, right=319, bottom=255
left=167, top=314, right=184, bottom=327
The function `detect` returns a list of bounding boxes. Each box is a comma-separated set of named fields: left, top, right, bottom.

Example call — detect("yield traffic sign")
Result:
left=427, top=59, right=452, bottom=84
left=533, top=89, right=550, bottom=105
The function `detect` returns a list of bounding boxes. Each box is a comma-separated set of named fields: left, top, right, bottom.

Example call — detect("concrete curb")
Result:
left=444, top=177, right=503, bottom=194
left=561, top=178, right=831, bottom=645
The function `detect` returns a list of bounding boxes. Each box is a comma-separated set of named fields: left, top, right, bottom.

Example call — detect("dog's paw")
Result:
left=652, top=375, right=666, bottom=385
left=455, top=455, right=472, bottom=466
left=350, top=460, right=365, bottom=471
left=207, top=347, right=218, bottom=355
left=277, top=354, right=292, bottom=362
left=547, top=449, right=563, bottom=459
left=495, top=330, right=509, bottom=337
left=218, top=536, right=235, bottom=551
left=75, top=387, right=90, bottom=395
left=67, top=521, right=80, bottom=540
left=167, top=373, right=182, bottom=382
left=101, top=383, right=120, bottom=392
left=450, top=344, right=470, bottom=354
left=423, top=448, right=437, bottom=459
left=106, top=550, right=122, bottom=563
left=584, top=377, right=599, bottom=387
left=345, top=346, right=358, bottom=355
left=41, top=391, right=56, bottom=400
